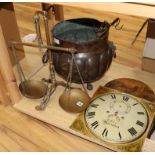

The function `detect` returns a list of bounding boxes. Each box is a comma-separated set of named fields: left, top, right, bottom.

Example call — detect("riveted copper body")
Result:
left=51, top=18, right=116, bottom=84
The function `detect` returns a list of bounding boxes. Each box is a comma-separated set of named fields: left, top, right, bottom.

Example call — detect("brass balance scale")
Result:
left=12, top=10, right=93, bottom=112
left=12, top=9, right=155, bottom=151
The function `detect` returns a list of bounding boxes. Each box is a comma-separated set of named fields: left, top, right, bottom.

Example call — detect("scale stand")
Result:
left=11, top=41, right=77, bottom=111
left=33, top=10, right=77, bottom=110
left=35, top=61, right=67, bottom=111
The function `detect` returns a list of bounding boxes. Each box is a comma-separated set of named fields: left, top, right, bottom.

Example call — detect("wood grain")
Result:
left=0, top=3, right=25, bottom=65
left=0, top=104, right=110, bottom=152
left=0, top=25, right=21, bottom=104
left=53, top=2, right=155, bottom=18
left=0, top=70, right=10, bottom=104
left=0, top=2, right=155, bottom=152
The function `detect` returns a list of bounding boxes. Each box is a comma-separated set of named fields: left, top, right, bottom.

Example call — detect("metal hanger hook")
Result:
left=111, top=18, right=123, bottom=30
left=115, top=23, right=123, bottom=30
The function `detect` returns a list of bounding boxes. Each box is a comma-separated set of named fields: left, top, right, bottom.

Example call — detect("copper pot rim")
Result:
left=52, top=18, right=109, bottom=46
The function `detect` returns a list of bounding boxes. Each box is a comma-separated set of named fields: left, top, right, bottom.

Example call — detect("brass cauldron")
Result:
left=51, top=18, right=117, bottom=87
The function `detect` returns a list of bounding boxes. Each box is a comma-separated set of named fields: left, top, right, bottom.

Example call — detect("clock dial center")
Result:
left=110, top=100, right=131, bottom=115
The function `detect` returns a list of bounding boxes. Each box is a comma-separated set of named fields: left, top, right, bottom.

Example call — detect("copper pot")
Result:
left=51, top=18, right=117, bottom=84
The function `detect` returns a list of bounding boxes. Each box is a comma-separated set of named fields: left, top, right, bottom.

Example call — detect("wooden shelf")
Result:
left=53, top=2, right=155, bottom=18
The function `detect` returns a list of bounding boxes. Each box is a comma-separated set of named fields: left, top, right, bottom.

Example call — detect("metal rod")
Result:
left=11, top=41, right=77, bottom=53
left=11, top=44, right=27, bottom=95
left=33, top=15, right=44, bottom=48
left=33, top=11, right=51, bottom=53
left=42, top=11, right=51, bottom=46
left=11, top=44, right=26, bottom=82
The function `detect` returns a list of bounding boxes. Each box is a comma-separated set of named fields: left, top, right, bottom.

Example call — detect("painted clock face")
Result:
left=85, top=93, right=148, bottom=143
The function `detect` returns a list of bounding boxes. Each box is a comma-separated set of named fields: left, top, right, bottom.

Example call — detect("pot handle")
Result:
left=97, top=18, right=123, bottom=38
left=110, top=18, right=123, bottom=30
left=108, top=41, right=116, bottom=58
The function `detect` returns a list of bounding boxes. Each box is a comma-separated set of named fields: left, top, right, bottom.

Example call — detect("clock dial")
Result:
left=85, top=93, right=148, bottom=143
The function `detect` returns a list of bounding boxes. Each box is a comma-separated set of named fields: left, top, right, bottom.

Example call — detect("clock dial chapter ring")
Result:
left=84, top=92, right=149, bottom=144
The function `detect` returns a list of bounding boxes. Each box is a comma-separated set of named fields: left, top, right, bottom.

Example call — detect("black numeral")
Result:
left=87, top=112, right=95, bottom=118
left=91, top=121, right=99, bottom=129
left=90, top=104, right=99, bottom=108
left=133, top=103, right=138, bottom=106
left=119, top=132, right=122, bottom=140
left=111, top=94, right=116, bottom=99
left=123, top=96, right=129, bottom=102
left=137, top=112, right=145, bottom=115
left=102, top=128, right=108, bottom=137
left=99, top=98, right=105, bottom=102
left=128, top=127, right=137, bottom=136
left=136, top=120, right=144, bottom=127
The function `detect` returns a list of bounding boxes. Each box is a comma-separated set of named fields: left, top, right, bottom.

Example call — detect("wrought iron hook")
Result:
left=110, top=18, right=123, bottom=30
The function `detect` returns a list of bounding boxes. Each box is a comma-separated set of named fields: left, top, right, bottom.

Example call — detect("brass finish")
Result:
left=59, top=52, right=90, bottom=113
left=19, top=80, right=47, bottom=99
left=33, top=10, right=51, bottom=54
left=70, top=86, right=155, bottom=152
left=59, top=88, right=90, bottom=113
left=11, top=43, right=48, bottom=100
left=11, top=40, right=76, bottom=106
left=34, top=11, right=51, bottom=47
left=11, top=41, right=77, bottom=54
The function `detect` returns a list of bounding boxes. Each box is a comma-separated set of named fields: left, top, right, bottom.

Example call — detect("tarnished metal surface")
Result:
left=51, top=18, right=116, bottom=83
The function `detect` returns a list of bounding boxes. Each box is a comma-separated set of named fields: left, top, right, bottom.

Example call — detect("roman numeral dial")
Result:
left=85, top=92, right=148, bottom=143
left=128, top=127, right=137, bottom=136
left=111, top=94, right=116, bottom=99
left=99, top=98, right=105, bottom=102
left=136, top=120, right=144, bottom=127
left=119, top=132, right=122, bottom=140
left=133, top=103, right=138, bottom=106
left=90, top=104, right=99, bottom=108
left=87, top=112, right=95, bottom=118
left=137, top=112, right=145, bottom=115
left=91, top=121, right=99, bottom=129
left=102, top=128, right=108, bottom=137
left=123, top=96, right=129, bottom=102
